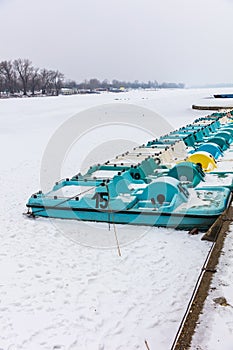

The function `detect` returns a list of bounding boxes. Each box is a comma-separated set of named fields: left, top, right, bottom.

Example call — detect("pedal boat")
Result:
left=26, top=175, right=231, bottom=231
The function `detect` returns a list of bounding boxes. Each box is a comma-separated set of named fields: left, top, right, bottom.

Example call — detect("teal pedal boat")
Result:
left=26, top=175, right=231, bottom=231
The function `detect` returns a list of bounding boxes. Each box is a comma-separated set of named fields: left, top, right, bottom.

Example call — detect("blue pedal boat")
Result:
left=26, top=175, right=231, bottom=231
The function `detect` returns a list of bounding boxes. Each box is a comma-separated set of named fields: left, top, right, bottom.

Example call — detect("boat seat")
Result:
left=196, top=143, right=223, bottom=160
left=187, top=151, right=217, bottom=172
left=138, top=176, right=189, bottom=210
left=215, top=131, right=233, bottom=144
left=167, top=161, right=205, bottom=187
left=206, top=136, right=229, bottom=151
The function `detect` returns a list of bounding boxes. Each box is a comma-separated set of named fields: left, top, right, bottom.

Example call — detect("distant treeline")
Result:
left=0, top=58, right=185, bottom=97
left=64, top=78, right=185, bottom=91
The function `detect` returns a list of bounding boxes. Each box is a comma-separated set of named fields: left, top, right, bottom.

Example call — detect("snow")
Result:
left=91, top=170, right=119, bottom=179
left=51, top=185, right=94, bottom=199
left=0, top=88, right=233, bottom=350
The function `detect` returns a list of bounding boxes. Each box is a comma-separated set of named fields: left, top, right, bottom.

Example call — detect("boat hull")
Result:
left=214, top=94, right=233, bottom=98
left=27, top=204, right=224, bottom=231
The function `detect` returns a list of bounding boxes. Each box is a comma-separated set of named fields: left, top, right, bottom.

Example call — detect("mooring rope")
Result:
left=106, top=185, right=122, bottom=257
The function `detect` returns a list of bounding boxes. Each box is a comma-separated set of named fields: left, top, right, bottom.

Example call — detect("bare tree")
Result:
left=39, top=68, right=53, bottom=95
left=0, top=60, right=17, bottom=94
left=0, top=75, right=4, bottom=96
left=29, top=67, right=40, bottom=95
left=14, top=58, right=33, bottom=95
left=101, top=79, right=109, bottom=89
left=50, top=70, right=64, bottom=96
left=63, top=79, right=77, bottom=89
left=89, top=78, right=100, bottom=90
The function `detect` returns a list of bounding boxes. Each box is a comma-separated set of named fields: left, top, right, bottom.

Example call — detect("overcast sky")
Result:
left=0, top=0, right=233, bottom=86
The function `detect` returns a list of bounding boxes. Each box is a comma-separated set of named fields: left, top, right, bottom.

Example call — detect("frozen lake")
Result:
left=0, top=88, right=232, bottom=349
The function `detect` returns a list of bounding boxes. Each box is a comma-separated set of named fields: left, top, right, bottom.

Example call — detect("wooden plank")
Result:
left=172, top=203, right=233, bottom=350
left=192, top=105, right=233, bottom=111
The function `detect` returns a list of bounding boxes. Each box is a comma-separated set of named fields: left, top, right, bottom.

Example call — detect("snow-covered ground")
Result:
left=0, top=88, right=233, bottom=350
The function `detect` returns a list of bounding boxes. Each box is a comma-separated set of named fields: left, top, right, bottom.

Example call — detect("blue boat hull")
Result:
left=214, top=94, right=233, bottom=98
left=27, top=204, right=225, bottom=231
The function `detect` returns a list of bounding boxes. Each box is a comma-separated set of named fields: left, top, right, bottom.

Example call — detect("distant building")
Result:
left=60, top=88, right=77, bottom=95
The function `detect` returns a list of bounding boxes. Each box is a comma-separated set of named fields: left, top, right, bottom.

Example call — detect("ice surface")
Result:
left=0, top=88, right=232, bottom=349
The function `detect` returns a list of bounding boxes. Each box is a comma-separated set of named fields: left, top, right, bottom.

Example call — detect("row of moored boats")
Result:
left=26, top=111, right=233, bottom=230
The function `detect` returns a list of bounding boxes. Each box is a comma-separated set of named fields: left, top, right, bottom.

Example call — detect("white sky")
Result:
left=0, top=0, right=233, bottom=85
